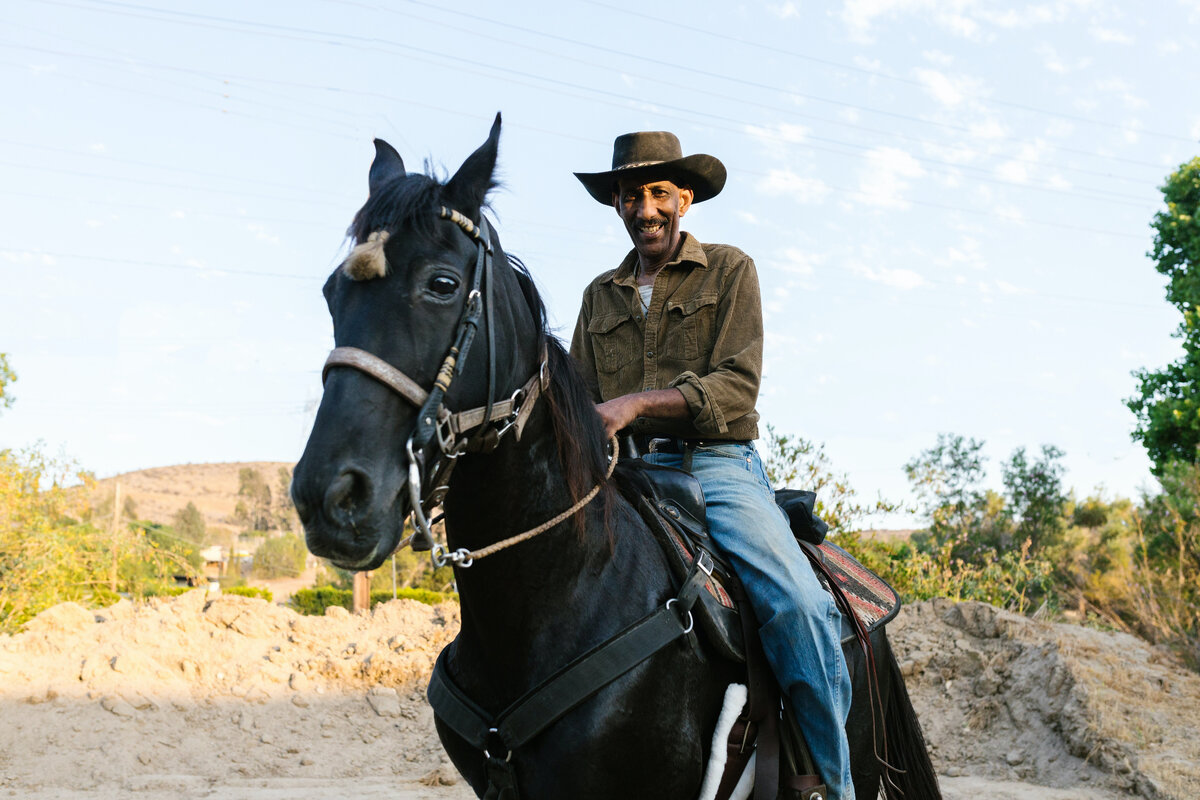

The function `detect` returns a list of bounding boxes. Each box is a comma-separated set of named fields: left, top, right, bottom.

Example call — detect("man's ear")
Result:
left=678, top=185, right=694, bottom=216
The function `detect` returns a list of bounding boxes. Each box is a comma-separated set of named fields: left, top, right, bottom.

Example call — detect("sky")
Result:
left=2, top=0, right=1198, bottom=527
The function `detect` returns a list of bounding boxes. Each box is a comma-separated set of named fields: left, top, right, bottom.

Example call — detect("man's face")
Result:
left=614, top=177, right=693, bottom=269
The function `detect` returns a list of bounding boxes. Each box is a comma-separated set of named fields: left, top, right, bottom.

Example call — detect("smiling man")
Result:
left=570, top=131, right=856, bottom=799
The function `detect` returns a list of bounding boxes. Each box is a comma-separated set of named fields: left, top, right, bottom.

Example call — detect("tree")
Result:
left=173, top=501, right=207, bottom=545
left=1002, top=445, right=1067, bottom=552
left=251, top=533, right=307, bottom=578
left=904, top=433, right=989, bottom=552
left=1128, top=157, right=1200, bottom=474
left=235, top=468, right=273, bottom=532
left=0, top=352, right=15, bottom=413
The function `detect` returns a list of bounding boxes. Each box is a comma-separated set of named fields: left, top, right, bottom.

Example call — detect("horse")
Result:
left=291, top=114, right=941, bottom=800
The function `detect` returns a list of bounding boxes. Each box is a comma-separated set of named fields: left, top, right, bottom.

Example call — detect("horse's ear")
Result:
left=445, top=113, right=501, bottom=215
left=368, top=139, right=405, bottom=196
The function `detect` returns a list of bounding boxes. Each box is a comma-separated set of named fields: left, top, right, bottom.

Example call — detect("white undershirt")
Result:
left=637, top=283, right=653, bottom=312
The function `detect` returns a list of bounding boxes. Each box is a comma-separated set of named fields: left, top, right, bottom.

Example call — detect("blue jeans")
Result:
left=645, top=443, right=854, bottom=800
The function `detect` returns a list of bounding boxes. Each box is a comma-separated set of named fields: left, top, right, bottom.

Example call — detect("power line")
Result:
left=582, top=0, right=1198, bottom=146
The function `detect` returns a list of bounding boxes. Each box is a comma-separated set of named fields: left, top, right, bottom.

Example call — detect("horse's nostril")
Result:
left=323, top=468, right=372, bottom=525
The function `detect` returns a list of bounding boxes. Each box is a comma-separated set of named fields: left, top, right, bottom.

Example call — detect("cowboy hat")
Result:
left=574, top=131, right=727, bottom=205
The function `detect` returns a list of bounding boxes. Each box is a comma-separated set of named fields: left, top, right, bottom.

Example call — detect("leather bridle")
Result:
left=321, top=206, right=549, bottom=557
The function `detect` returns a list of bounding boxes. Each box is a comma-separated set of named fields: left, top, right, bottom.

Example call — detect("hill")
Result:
left=92, top=461, right=295, bottom=532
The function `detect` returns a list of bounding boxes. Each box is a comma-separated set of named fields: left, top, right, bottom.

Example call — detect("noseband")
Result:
left=322, top=206, right=549, bottom=554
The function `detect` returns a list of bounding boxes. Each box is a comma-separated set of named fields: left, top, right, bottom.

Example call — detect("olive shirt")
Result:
left=569, top=232, right=762, bottom=442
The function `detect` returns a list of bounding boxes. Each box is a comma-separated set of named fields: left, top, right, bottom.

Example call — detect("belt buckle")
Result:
left=648, top=437, right=671, bottom=454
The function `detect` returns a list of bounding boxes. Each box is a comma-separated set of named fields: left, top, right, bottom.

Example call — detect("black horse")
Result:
left=292, top=115, right=941, bottom=800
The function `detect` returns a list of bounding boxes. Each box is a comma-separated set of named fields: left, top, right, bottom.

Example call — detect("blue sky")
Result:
left=2, top=0, right=1198, bottom=525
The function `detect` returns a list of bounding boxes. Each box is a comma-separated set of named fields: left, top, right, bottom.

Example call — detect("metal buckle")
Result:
left=696, top=549, right=714, bottom=579
left=432, top=544, right=473, bottom=569
left=664, top=598, right=695, bottom=635
left=405, top=436, right=436, bottom=550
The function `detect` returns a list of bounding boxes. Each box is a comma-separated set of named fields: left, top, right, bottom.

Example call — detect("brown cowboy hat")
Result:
left=574, top=131, right=727, bottom=205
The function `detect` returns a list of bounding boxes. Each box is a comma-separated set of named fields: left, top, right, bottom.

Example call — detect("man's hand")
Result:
left=595, top=388, right=690, bottom=439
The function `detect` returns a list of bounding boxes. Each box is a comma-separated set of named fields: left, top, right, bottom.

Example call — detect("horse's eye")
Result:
left=429, top=276, right=459, bottom=296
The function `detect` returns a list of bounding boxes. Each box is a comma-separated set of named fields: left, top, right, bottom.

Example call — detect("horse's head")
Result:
left=292, top=114, right=540, bottom=570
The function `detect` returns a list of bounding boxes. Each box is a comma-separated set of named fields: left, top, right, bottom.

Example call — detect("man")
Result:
left=569, top=131, right=855, bottom=799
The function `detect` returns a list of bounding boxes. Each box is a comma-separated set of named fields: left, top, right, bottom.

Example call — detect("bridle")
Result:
left=322, top=206, right=551, bottom=562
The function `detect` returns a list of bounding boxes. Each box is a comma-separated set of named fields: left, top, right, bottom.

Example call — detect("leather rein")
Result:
left=321, top=206, right=611, bottom=568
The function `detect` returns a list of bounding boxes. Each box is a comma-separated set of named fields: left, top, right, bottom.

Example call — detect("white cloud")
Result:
left=1096, top=78, right=1147, bottom=109
left=745, top=122, right=811, bottom=146
left=968, top=118, right=1007, bottom=140
left=1, top=250, right=56, bottom=266
left=851, top=261, right=926, bottom=289
left=775, top=248, right=823, bottom=275
left=1089, top=25, right=1133, bottom=44
left=759, top=169, right=831, bottom=205
left=770, top=1, right=801, bottom=18
left=246, top=223, right=280, bottom=245
left=89, top=143, right=106, bottom=153
left=914, top=67, right=977, bottom=106
left=922, top=49, right=954, bottom=65
left=85, top=219, right=102, bottom=229
left=170, top=210, right=186, bottom=219
left=858, top=146, right=924, bottom=208
left=1036, top=43, right=1092, bottom=74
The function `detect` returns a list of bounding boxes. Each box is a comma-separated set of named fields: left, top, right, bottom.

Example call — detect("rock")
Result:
left=291, top=694, right=310, bottom=708
left=288, top=672, right=308, bottom=691
left=300, top=757, right=315, bottom=766
left=99, top=695, right=136, bottom=717
left=324, top=606, right=350, bottom=620
left=1006, top=750, right=1025, bottom=766
left=366, top=686, right=402, bottom=717
left=420, top=765, right=460, bottom=786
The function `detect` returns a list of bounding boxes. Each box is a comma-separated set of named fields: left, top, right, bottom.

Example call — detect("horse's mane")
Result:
left=348, top=170, right=613, bottom=532
left=509, top=259, right=616, bottom=533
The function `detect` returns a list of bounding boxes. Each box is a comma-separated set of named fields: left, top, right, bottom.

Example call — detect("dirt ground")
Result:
left=1, top=593, right=1196, bottom=800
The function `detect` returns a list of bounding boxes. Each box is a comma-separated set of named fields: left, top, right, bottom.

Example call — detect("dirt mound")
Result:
left=1, top=594, right=1197, bottom=799
left=895, top=599, right=1200, bottom=799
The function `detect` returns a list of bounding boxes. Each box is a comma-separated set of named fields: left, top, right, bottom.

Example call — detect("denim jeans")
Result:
left=645, top=442, right=855, bottom=800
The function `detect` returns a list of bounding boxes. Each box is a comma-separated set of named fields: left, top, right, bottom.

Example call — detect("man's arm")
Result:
left=669, top=251, right=763, bottom=435
left=595, top=388, right=688, bottom=439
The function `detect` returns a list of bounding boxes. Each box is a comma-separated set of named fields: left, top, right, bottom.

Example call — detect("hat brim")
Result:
left=574, top=154, right=726, bottom=205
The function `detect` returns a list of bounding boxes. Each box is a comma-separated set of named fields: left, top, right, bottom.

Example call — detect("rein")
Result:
left=322, top=205, right=610, bottom=568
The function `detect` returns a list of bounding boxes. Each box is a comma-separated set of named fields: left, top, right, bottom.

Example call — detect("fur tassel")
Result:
left=697, top=683, right=749, bottom=800
left=343, top=230, right=390, bottom=280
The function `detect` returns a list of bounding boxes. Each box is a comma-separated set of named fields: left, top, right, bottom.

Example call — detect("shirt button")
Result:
left=646, top=350, right=654, bottom=358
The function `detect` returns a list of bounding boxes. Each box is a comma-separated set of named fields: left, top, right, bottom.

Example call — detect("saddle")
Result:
left=613, top=460, right=901, bottom=660
left=613, top=458, right=902, bottom=800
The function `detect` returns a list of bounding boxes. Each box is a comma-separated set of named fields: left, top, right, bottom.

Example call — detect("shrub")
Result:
left=289, top=585, right=457, bottom=615
left=223, top=585, right=273, bottom=602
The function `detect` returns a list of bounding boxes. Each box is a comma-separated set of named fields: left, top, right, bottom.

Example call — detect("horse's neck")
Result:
left=440, top=410, right=626, bottom=657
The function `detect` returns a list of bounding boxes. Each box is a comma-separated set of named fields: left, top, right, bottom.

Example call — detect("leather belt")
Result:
left=642, top=436, right=751, bottom=454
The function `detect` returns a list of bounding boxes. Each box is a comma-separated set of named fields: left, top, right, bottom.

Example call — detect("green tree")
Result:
left=0, top=353, right=15, bottom=413
left=1128, top=156, right=1200, bottom=474
left=173, top=501, right=207, bottom=545
left=251, top=533, right=307, bottom=578
left=904, top=433, right=990, bottom=552
left=235, top=468, right=273, bottom=532
left=1002, top=445, right=1067, bottom=552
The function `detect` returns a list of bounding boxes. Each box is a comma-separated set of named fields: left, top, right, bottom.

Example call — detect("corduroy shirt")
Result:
left=570, top=232, right=762, bottom=441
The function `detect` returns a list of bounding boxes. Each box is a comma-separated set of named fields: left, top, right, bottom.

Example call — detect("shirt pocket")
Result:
left=587, top=309, right=639, bottom=374
left=664, top=293, right=718, bottom=361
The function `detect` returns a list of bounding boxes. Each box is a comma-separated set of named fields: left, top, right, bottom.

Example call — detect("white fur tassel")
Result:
left=697, top=683, right=751, bottom=800
left=343, top=230, right=390, bottom=280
